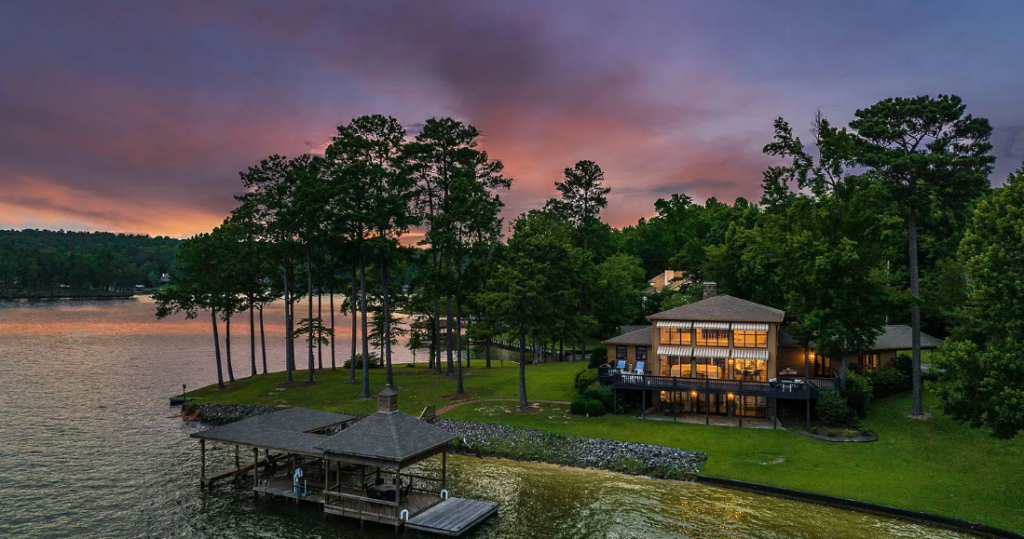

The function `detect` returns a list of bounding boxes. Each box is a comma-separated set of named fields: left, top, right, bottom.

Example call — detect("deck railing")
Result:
left=602, top=371, right=839, bottom=399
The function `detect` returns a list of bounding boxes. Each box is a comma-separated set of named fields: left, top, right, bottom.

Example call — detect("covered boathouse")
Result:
left=189, top=388, right=499, bottom=536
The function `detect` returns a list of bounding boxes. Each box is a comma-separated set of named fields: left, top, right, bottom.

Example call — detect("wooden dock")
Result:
left=405, top=498, right=499, bottom=536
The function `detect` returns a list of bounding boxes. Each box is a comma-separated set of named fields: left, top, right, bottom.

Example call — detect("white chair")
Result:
left=635, top=361, right=646, bottom=374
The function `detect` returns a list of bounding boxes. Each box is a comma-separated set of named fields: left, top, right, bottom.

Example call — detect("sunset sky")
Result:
left=2, top=1, right=1023, bottom=238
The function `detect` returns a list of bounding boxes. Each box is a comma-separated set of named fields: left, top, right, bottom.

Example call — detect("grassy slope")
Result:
left=189, top=362, right=1024, bottom=532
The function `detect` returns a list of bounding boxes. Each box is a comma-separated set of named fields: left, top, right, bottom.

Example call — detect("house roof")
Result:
left=315, top=410, right=455, bottom=464
left=602, top=326, right=652, bottom=346
left=778, top=325, right=944, bottom=351
left=647, top=294, right=785, bottom=323
left=190, top=407, right=356, bottom=455
left=618, top=324, right=650, bottom=335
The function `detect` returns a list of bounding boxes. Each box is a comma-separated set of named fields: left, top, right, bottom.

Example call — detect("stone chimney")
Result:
left=702, top=282, right=718, bottom=300
left=378, top=385, right=398, bottom=413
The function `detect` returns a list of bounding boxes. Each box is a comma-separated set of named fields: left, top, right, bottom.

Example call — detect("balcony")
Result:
left=599, top=369, right=839, bottom=400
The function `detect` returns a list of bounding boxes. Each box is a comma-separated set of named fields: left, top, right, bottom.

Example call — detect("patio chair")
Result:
left=616, top=360, right=626, bottom=370
left=635, top=361, right=645, bottom=374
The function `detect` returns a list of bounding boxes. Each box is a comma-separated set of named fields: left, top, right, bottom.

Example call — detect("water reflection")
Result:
left=0, top=300, right=975, bottom=538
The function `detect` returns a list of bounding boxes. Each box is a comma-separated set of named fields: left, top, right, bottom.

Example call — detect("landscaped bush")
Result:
left=843, top=371, right=873, bottom=418
left=570, top=396, right=589, bottom=415
left=816, top=390, right=849, bottom=427
left=895, top=353, right=913, bottom=377
left=810, top=426, right=820, bottom=435
left=584, top=399, right=606, bottom=417
left=584, top=381, right=614, bottom=409
left=342, top=353, right=382, bottom=369
left=869, top=368, right=911, bottom=398
left=589, top=347, right=608, bottom=368
left=843, top=429, right=856, bottom=438
left=574, top=368, right=598, bottom=395
left=827, top=429, right=838, bottom=437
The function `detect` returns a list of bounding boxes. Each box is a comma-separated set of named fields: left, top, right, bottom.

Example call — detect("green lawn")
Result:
left=188, top=362, right=1024, bottom=533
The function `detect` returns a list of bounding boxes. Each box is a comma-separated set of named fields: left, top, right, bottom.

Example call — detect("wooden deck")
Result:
left=405, top=497, right=499, bottom=536
left=254, top=475, right=325, bottom=504
left=604, top=372, right=840, bottom=400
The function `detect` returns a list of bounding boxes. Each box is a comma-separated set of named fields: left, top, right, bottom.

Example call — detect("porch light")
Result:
left=691, top=390, right=698, bottom=398
left=727, top=393, right=734, bottom=399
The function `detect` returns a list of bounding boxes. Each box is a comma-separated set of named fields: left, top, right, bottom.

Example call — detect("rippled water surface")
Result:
left=0, top=299, right=975, bottom=538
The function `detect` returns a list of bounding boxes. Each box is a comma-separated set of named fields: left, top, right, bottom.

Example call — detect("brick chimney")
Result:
left=378, top=385, right=398, bottom=413
left=702, top=282, right=718, bottom=300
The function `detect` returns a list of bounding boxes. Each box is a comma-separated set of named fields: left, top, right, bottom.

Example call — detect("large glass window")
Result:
left=660, top=327, right=692, bottom=345
left=695, top=329, right=729, bottom=346
left=615, top=346, right=627, bottom=360
left=733, top=330, right=768, bottom=348
left=732, top=359, right=767, bottom=381
left=859, top=353, right=880, bottom=372
left=661, top=355, right=688, bottom=377
left=636, top=346, right=648, bottom=363
left=695, top=357, right=726, bottom=379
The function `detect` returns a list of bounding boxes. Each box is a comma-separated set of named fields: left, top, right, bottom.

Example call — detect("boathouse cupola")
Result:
left=379, top=385, right=399, bottom=413
left=702, top=282, right=718, bottom=300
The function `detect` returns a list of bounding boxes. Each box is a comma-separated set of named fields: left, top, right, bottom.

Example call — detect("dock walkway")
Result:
left=405, top=497, right=499, bottom=536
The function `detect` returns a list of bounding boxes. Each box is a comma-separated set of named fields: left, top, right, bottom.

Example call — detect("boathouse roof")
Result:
left=190, top=407, right=356, bottom=456
left=315, top=386, right=455, bottom=467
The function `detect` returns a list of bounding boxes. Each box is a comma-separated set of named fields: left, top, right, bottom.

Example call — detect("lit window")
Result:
left=660, top=327, right=692, bottom=345
left=733, top=330, right=768, bottom=348
left=695, top=329, right=729, bottom=346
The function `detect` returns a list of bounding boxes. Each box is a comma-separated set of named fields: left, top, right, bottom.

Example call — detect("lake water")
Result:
left=0, top=298, right=975, bottom=538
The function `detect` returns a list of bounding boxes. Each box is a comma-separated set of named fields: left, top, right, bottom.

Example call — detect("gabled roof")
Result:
left=872, top=325, right=944, bottom=350
left=647, top=294, right=785, bottom=323
left=315, top=410, right=455, bottom=464
left=190, top=407, right=356, bottom=455
left=778, top=325, right=944, bottom=351
left=602, top=326, right=652, bottom=346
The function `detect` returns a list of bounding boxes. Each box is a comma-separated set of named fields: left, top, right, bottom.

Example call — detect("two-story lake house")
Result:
left=600, top=282, right=942, bottom=428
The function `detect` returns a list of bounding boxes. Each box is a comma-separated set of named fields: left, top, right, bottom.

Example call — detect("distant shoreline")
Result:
left=0, top=293, right=140, bottom=301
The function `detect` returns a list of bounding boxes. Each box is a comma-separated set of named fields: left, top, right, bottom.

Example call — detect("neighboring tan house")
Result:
left=644, top=270, right=692, bottom=294
left=600, top=282, right=942, bottom=427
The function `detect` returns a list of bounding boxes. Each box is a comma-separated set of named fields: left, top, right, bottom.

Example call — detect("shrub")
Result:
left=584, top=399, right=606, bottom=417
left=869, top=368, right=911, bottom=398
left=574, top=369, right=598, bottom=395
left=826, top=429, right=838, bottom=437
left=570, top=396, right=589, bottom=415
left=341, top=353, right=381, bottom=369
left=843, top=371, right=873, bottom=418
left=843, top=429, right=856, bottom=438
left=816, top=390, right=848, bottom=427
left=809, top=426, right=820, bottom=435
left=584, top=381, right=613, bottom=409
left=895, top=353, right=913, bottom=377
left=589, top=347, right=608, bottom=368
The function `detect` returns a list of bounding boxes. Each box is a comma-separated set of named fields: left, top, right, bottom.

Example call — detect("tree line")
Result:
left=153, top=115, right=645, bottom=409
left=0, top=229, right=179, bottom=296
left=154, top=97, right=1023, bottom=437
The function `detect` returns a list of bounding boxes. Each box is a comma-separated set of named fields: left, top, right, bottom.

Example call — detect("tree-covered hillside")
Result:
left=0, top=229, right=180, bottom=296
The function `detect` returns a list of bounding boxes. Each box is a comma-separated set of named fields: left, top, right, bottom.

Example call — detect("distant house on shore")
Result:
left=644, top=270, right=692, bottom=294
left=160, top=273, right=170, bottom=285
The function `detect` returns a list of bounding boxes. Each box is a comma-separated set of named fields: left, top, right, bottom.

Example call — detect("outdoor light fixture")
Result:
left=691, top=391, right=698, bottom=398
left=727, top=393, right=734, bottom=399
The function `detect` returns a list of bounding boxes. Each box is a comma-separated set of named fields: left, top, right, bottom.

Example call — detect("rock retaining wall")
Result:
left=437, top=419, right=705, bottom=479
